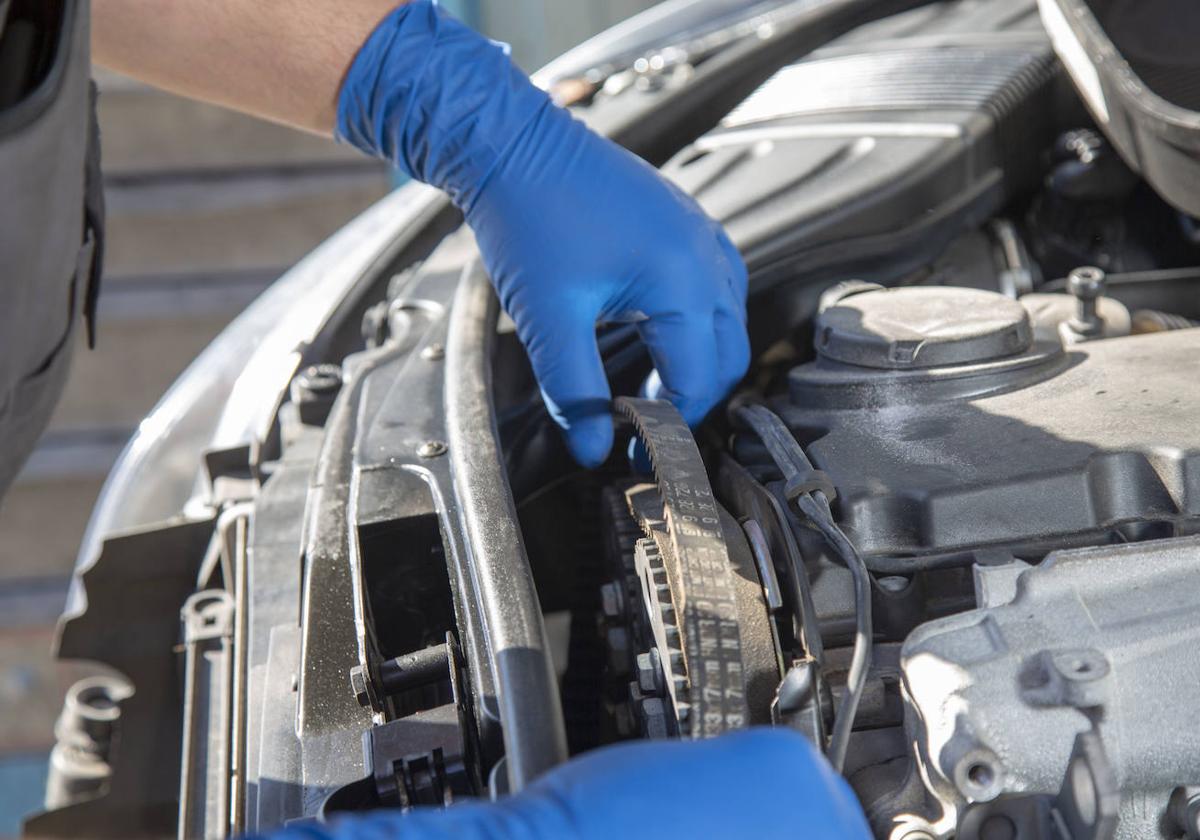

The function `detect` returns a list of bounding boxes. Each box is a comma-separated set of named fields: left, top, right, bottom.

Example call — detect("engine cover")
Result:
left=778, top=285, right=1200, bottom=563
left=663, top=0, right=1063, bottom=283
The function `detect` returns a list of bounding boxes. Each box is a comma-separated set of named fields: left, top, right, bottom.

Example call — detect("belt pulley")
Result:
left=614, top=397, right=759, bottom=737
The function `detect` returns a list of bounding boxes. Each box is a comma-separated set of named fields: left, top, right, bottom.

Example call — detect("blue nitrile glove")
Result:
left=260, top=728, right=871, bottom=840
left=337, top=1, right=749, bottom=467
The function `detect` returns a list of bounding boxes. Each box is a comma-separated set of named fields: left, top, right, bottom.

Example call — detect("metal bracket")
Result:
left=361, top=634, right=480, bottom=808
left=958, top=731, right=1119, bottom=840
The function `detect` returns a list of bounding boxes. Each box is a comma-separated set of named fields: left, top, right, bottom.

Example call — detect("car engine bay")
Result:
left=28, top=1, right=1200, bottom=839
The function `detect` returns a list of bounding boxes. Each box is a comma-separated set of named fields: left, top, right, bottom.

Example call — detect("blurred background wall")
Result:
left=0, top=2, right=658, bottom=835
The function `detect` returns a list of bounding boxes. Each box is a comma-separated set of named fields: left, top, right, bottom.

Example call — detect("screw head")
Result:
left=295, top=364, right=343, bottom=396
left=638, top=696, right=669, bottom=738
left=600, top=581, right=624, bottom=618
left=636, top=648, right=663, bottom=694
left=420, top=343, right=445, bottom=361
left=417, top=440, right=448, bottom=459
left=349, top=666, right=373, bottom=708
left=1068, top=266, right=1106, bottom=300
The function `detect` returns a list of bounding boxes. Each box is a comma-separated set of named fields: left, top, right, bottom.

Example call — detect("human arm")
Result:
left=93, top=0, right=750, bottom=466
left=91, top=0, right=399, bottom=133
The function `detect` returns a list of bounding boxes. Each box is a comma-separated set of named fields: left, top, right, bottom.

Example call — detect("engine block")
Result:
left=779, top=285, right=1200, bottom=564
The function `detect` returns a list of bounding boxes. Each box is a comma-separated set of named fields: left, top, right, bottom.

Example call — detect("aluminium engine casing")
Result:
left=900, top=536, right=1200, bottom=838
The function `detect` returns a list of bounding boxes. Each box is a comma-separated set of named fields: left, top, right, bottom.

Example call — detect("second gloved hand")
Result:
left=337, top=1, right=749, bottom=466
left=261, top=728, right=872, bottom=840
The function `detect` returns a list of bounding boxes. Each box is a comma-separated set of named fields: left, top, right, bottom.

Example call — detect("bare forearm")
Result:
left=92, top=0, right=403, bottom=134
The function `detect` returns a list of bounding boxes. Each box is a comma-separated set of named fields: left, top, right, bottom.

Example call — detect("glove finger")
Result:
left=714, top=226, right=749, bottom=311
left=520, top=309, right=614, bottom=468
left=714, top=306, right=751, bottom=397
left=637, top=311, right=721, bottom=426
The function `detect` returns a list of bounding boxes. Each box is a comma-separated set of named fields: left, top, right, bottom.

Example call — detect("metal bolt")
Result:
left=636, top=649, right=663, bottom=694
left=349, top=666, right=373, bottom=708
left=1068, top=266, right=1107, bottom=337
left=291, top=364, right=344, bottom=426
left=600, top=581, right=624, bottom=618
left=420, top=343, right=445, bottom=361
left=639, top=697, right=669, bottom=739
left=294, top=363, right=343, bottom=397
left=417, top=440, right=448, bottom=459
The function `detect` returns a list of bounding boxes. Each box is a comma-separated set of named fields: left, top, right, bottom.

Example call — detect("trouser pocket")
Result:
left=0, top=240, right=86, bottom=499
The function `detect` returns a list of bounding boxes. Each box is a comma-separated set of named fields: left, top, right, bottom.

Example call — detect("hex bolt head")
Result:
left=294, top=364, right=343, bottom=397
left=639, top=697, right=669, bottom=739
left=349, top=665, right=373, bottom=708
left=636, top=648, right=664, bottom=694
left=600, top=581, right=624, bottom=618
left=290, top=364, right=345, bottom=425
left=420, top=343, right=445, bottom=361
left=417, top=440, right=448, bottom=459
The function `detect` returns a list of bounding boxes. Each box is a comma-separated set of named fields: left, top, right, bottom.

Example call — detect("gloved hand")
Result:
left=337, top=1, right=749, bottom=466
left=262, top=727, right=871, bottom=840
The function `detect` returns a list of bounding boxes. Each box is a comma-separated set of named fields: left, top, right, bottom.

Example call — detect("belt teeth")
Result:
left=613, top=397, right=752, bottom=738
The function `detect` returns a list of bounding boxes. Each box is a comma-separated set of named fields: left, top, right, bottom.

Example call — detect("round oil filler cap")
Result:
left=815, top=285, right=1033, bottom=369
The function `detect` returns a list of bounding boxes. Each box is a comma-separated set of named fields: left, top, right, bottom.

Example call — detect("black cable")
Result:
left=792, top=494, right=871, bottom=773
left=764, top=481, right=826, bottom=665
left=734, top=404, right=872, bottom=774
